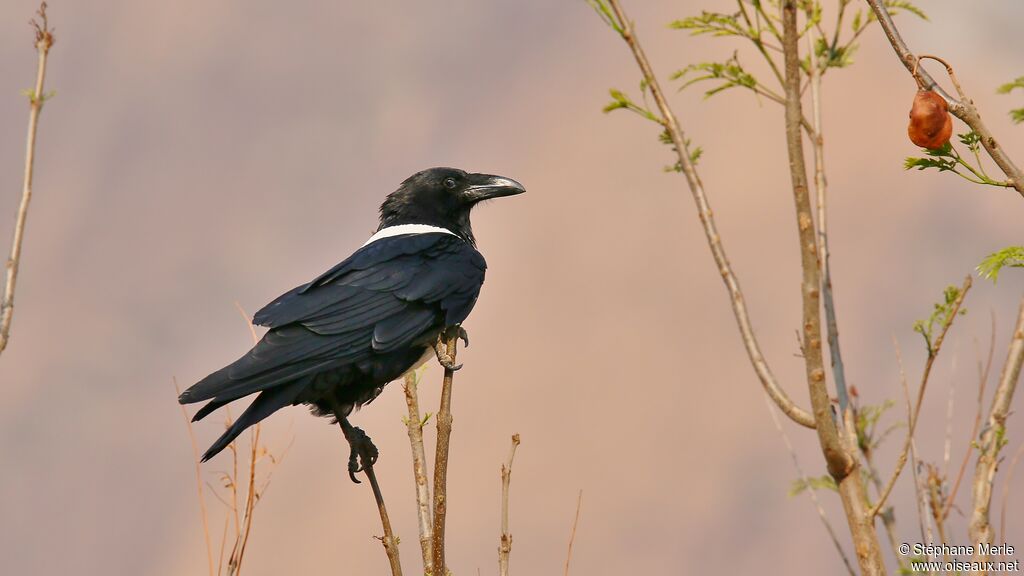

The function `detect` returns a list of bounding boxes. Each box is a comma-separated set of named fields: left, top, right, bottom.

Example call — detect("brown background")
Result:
left=1, top=1, right=1023, bottom=574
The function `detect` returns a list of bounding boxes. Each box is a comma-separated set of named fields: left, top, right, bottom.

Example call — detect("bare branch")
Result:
left=940, top=312, right=996, bottom=523
left=970, top=297, right=1024, bottom=565
left=780, top=6, right=883, bottom=572
left=806, top=9, right=850, bottom=419
left=999, top=442, right=1024, bottom=544
left=403, top=371, right=433, bottom=573
left=1, top=1, right=56, bottom=355
left=781, top=0, right=847, bottom=473
left=432, top=327, right=460, bottom=575
left=597, top=0, right=816, bottom=429
left=498, top=434, right=521, bottom=576
left=365, top=459, right=403, bottom=576
left=869, top=276, right=972, bottom=518
left=176, top=379, right=216, bottom=576
left=563, top=490, right=583, bottom=576
left=765, top=398, right=855, bottom=575
left=864, top=0, right=1024, bottom=198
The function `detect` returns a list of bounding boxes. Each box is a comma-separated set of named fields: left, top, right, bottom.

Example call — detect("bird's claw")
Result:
left=433, top=326, right=468, bottom=371
left=344, top=426, right=379, bottom=484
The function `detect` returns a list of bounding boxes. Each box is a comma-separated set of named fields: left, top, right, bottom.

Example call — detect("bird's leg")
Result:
left=338, top=417, right=379, bottom=484
left=433, top=325, right=469, bottom=371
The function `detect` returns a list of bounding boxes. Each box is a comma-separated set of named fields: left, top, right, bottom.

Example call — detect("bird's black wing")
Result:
left=179, top=233, right=486, bottom=407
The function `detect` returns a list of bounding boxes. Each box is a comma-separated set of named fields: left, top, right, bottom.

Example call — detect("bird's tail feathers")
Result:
left=199, top=378, right=306, bottom=462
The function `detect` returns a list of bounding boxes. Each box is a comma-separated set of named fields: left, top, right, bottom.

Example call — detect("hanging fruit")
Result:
left=907, top=89, right=952, bottom=149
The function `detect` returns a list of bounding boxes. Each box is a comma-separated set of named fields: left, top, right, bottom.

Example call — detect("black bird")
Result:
left=178, top=167, right=524, bottom=479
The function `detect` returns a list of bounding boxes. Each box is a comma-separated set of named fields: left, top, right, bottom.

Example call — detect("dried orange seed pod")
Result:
left=908, top=89, right=952, bottom=149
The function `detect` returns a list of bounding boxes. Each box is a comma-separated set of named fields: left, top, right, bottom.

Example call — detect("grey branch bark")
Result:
left=969, top=297, right=1024, bottom=569
left=1, top=2, right=55, bottom=355
left=600, top=0, right=816, bottom=429
left=864, top=0, right=1024, bottom=199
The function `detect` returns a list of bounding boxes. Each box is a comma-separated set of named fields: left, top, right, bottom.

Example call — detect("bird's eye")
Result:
left=443, top=177, right=457, bottom=189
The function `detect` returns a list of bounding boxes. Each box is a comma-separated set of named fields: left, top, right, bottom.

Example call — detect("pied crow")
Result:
left=178, top=167, right=524, bottom=479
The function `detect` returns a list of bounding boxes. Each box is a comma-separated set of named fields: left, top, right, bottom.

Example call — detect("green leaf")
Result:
left=913, top=284, right=967, bottom=353
left=904, top=156, right=956, bottom=172
left=977, top=246, right=1024, bottom=283
left=789, top=475, right=838, bottom=497
left=958, top=130, right=981, bottom=154
left=998, top=77, right=1024, bottom=123
left=672, top=53, right=758, bottom=99
left=996, top=77, right=1024, bottom=94
left=690, top=146, right=704, bottom=165
left=885, top=0, right=928, bottom=21
left=670, top=11, right=748, bottom=38
left=586, top=0, right=624, bottom=35
left=602, top=88, right=630, bottom=113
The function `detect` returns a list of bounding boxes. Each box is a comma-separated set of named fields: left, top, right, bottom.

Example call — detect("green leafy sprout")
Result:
left=997, top=76, right=1024, bottom=124
left=904, top=132, right=1014, bottom=188
left=912, top=285, right=967, bottom=355
left=789, top=474, right=837, bottom=497
left=977, top=246, right=1024, bottom=283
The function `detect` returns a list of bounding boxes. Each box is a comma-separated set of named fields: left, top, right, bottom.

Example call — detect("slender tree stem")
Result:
left=869, top=276, right=971, bottom=518
left=1, top=2, right=55, bottom=355
left=864, top=0, right=1024, bottom=198
left=766, top=398, right=855, bottom=575
left=498, top=434, right=520, bottom=576
left=403, top=371, right=434, bottom=573
left=366, top=460, right=403, bottom=576
left=781, top=4, right=886, bottom=574
left=941, top=314, right=996, bottom=523
left=176, top=379, right=216, bottom=576
left=806, top=18, right=850, bottom=418
left=563, top=490, right=583, bottom=576
left=432, top=328, right=459, bottom=575
left=970, top=297, right=1024, bottom=567
left=598, top=0, right=816, bottom=429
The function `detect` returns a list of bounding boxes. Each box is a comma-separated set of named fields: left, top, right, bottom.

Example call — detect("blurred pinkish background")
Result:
left=1, top=1, right=1023, bottom=574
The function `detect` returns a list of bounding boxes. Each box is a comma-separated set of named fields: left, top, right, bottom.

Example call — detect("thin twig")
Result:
left=231, top=426, right=261, bottom=576
left=781, top=0, right=849, bottom=477
left=234, top=301, right=260, bottom=344
left=806, top=8, right=850, bottom=419
left=498, top=434, right=521, bottom=576
left=176, top=379, right=216, bottom=576
left=869, top=276, right=972, bottom=518
left=765, top=398, right=855, bottom=575
left=366, top=460, right=403, bottom=576
left=563, top=490, right=583, bottom=576
left=941, top=313, right=996, bottom=523
left=594, top=0, right=816, bottom=429
left=970, top=297, right=1024, bottom=564
left=432, top=328, right=460, bottom=575
left=893, top=338, right=930, bottom=543
left=216, top=516, right=229, bottom=576
left=864, top=0, right=1024, bottom=198
left=403, top=370, right=433, bottom=573
left=999, top=442, right=1024, bottom=544
left=781, top=7, right=885, bottom=571
left=1, top=2, right=55, bottom=355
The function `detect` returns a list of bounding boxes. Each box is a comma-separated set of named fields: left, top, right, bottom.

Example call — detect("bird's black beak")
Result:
left=463, top=173, right=526, bottom=203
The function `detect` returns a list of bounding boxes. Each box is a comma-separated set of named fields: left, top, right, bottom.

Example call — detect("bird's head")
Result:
left=378, top=167, right=525, bottom=245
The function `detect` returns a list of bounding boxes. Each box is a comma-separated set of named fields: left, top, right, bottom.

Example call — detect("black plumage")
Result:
left=178, top=168, right=524, bottom=469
